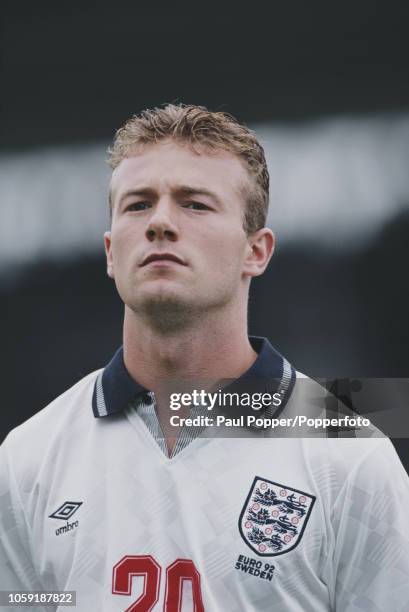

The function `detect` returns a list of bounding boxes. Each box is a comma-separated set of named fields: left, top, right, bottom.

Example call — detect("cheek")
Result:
left=110, top=228, right=133, bottom=264
left=205, top=236, right=247, bottom=275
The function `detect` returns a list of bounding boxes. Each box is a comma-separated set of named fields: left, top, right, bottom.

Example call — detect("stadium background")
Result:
left=1, top=1, right=408, bottom=470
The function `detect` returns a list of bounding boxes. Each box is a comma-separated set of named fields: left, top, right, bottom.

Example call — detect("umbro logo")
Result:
left=49, top=501, right=83, bottom=521
left=49, top=501, right=83, bottom=536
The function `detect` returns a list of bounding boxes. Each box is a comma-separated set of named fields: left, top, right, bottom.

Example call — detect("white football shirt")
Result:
left=1, top=337, right=408, bottom=611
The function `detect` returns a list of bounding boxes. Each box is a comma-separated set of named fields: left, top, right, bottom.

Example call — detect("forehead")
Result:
left=110, top=140, right=249, bottom=205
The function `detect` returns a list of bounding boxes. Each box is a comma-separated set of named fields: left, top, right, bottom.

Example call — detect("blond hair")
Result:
left=108, top=104, right=269, bottom=233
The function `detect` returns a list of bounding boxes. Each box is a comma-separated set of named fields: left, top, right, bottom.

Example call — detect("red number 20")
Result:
left=112, top=555, right=204, bottom=611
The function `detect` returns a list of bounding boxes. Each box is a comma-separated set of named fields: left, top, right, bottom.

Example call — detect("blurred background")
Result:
left=1, top=1, right=408, bottom=468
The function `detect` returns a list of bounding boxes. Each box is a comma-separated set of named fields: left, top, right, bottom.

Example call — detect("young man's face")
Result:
left=105, top=140, right=273, bottom=325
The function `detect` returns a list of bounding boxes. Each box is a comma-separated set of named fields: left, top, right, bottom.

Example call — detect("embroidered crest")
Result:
left=239, top=477, right=315, bottom=556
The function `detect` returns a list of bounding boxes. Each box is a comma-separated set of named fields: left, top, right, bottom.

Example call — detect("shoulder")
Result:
left=1, top=369, right=101, bottom=476
left=300, top=435, right=404, bottom=491
left=288, top=370, right=386, bottom=439
left=284, top=371, right=409, bottom=502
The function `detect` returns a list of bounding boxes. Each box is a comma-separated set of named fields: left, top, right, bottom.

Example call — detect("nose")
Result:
left=145, top=199, right=178, bottom=242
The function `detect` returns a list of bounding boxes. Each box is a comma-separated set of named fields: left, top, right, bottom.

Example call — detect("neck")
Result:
left=122, top=303, right=257, bottom=392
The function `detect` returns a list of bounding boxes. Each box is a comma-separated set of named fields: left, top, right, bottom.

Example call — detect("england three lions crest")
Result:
left=239, top=477, right=316, bottom=556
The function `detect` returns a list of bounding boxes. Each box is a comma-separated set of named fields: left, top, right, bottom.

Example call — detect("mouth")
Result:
left=140, top=253, right=187, bottom=267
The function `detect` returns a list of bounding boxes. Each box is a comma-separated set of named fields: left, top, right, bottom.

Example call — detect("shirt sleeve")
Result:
left=331, top=438, right=409, bottom=611
left=0, top=440, right=47, bottom=609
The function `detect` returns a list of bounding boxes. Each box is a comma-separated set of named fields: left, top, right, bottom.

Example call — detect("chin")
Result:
left=129, top=289, right=194, bottom=333
left=141, top=283, right=188, bottom=306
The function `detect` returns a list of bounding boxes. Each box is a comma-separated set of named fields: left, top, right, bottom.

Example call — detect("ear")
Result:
left=104, top=231, right=115, bottom=279
left=242, top=228, right=275, bottom=278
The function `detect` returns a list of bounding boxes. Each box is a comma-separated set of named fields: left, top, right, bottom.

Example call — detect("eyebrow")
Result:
left=118, top=184, right=222, bottom=206
left=118, top=187, right=156, bottom=204
left=174, top=185, right=222, bottom=204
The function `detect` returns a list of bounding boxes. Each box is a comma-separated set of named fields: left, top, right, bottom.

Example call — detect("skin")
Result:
left=105, top=140, right=275, bottom=453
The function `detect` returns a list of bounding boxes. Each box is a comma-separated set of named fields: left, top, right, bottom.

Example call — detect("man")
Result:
left=1, top=104, right=408, bottom=611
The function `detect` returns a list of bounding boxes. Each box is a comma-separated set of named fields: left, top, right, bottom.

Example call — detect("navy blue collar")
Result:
left=92, top=336, right=295, bottom=418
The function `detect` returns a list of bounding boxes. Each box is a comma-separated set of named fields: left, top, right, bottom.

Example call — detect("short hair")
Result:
left=107, top=103, right=269, bottom=234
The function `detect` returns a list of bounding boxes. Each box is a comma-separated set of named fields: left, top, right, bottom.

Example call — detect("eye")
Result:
left=183, top=201, right=211, bottom=211
left=126, top=201, right=150, bottom=212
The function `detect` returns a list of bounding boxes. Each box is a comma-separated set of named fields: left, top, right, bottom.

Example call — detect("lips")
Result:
left=140, top=253, right=187, bottom=266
